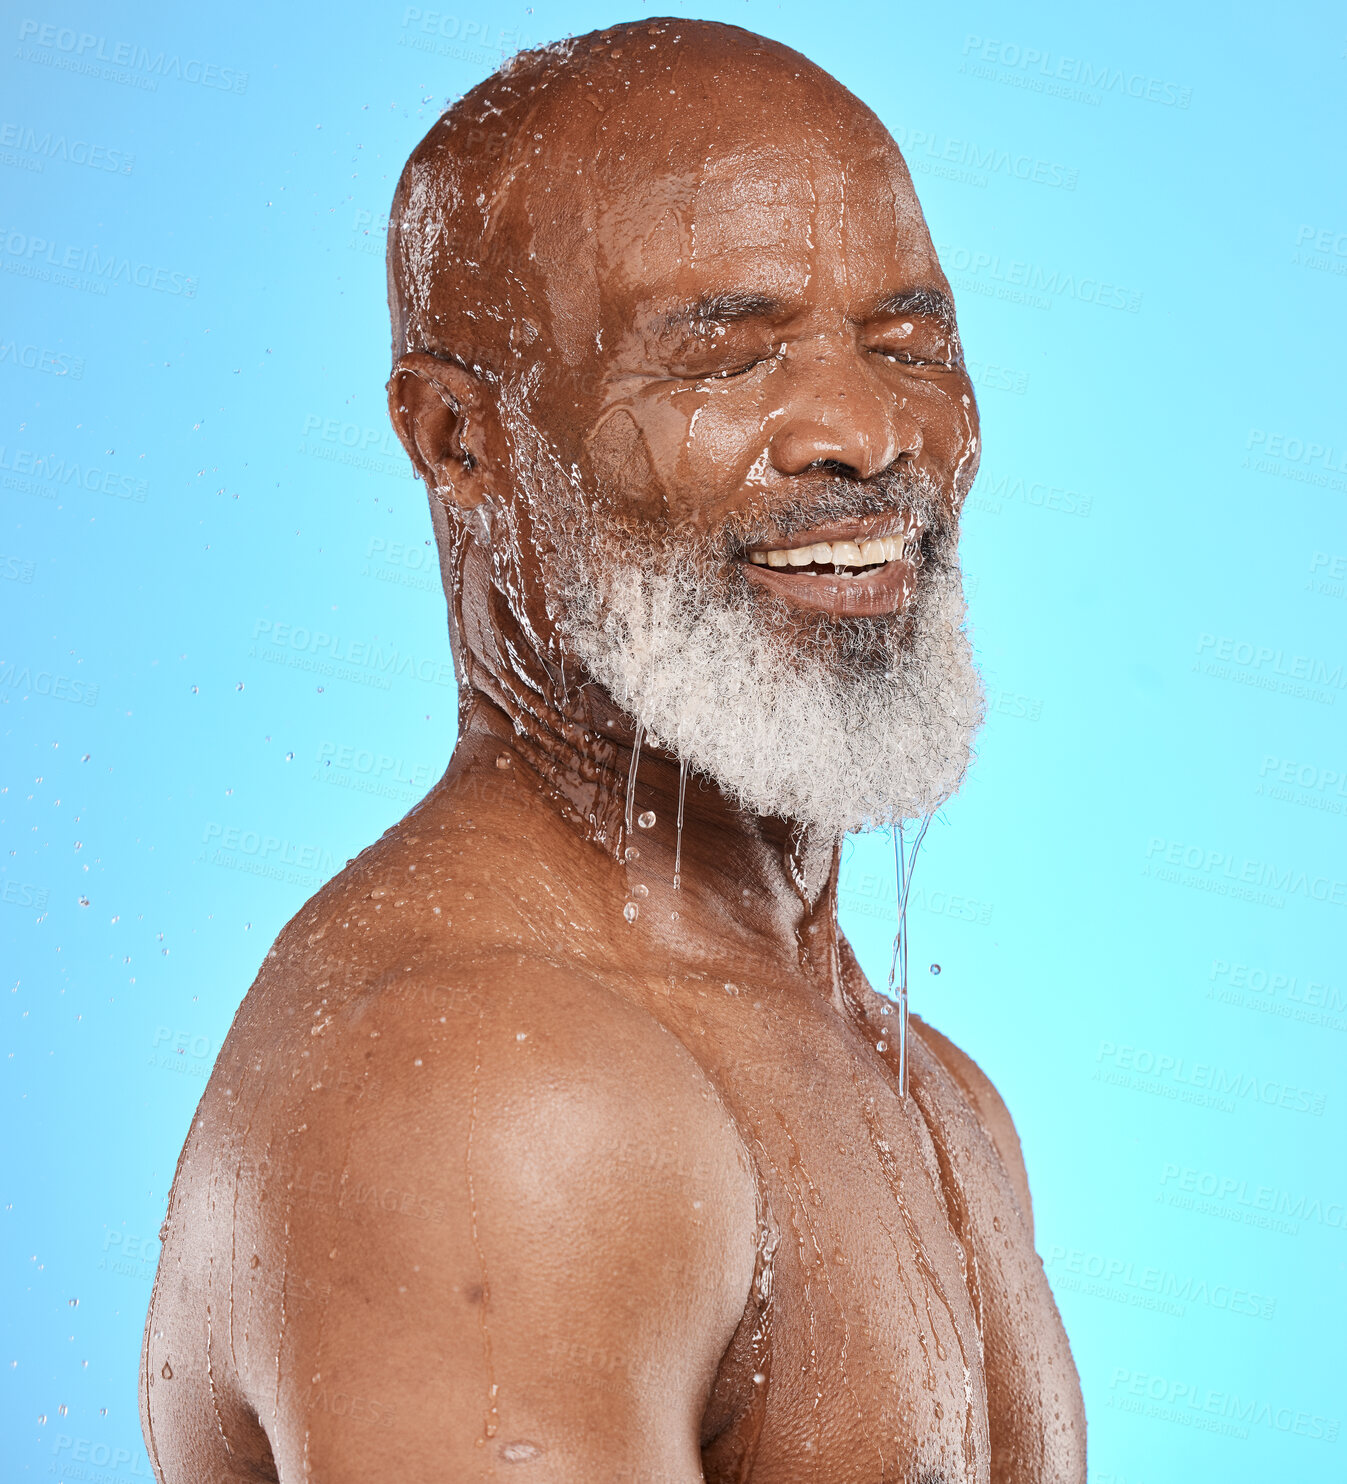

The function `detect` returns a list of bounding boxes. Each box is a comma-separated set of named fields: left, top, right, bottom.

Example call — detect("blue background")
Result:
left=3, top=2, right=1344, bottom=1479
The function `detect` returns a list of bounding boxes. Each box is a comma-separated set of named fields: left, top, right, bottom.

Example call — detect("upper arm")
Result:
left=250, top=968, right=759, bottom=1483
left=912, top=1017, right=1034, bottom=1233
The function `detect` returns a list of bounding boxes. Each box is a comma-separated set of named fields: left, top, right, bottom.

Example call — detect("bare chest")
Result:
left=664, top=989, right=1081, bottom=1484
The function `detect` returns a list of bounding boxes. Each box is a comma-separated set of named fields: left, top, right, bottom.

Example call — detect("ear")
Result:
left=387, top=351, right=498, bottom=512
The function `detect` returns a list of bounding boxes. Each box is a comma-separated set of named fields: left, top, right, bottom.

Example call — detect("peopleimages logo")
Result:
left=971, top=466, right=1094, bottom=518
left=1256, top=753, right=1347, bottom=818
left=0, top=658, right=99, bottom=706
left=936, top=241, right=1141, bottom=312
left=1194, top=632, right=1344, bottom=701
left=0, top=227, right=197, bottom=297
left=314, top=740, right=436, bottom=803
left=0, top=121, right=134, bottom=175
left=16, top=20, right=248, bottom=94
left=251, top=618, right=455, bottom=691
left=0, top=338, right=84, bottom=378
left=888, top=123, right=1079, bottom=191
left=1208, top=957, right=1346, bottom=1033
left=1292, top=224, right=1347, bottom=278
left=1246, top=428, right=1347, bottom=472
left=1094, top=1038, right=1327, bottom=1116
left=1107, top=1369, right=1338, bottom=1443
left=0, top=444, right=147, bottom=501
left=1045, top=1244, right=1275, bottom=1320
left=1144, top=835, right=1347, bottom=910
left=1243, top=428, right=1347, bottom=494
left=960, top=36, right=1193, bottom=109
left=1158, top=1162, right=1346, bottom=1232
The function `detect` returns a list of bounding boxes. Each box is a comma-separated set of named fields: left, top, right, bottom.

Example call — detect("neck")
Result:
left=440, top=529, right=850, bottom=989
left=452, top=679, right=846, bottom=983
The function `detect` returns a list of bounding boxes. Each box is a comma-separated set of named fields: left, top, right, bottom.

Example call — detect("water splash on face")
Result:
left=497, top=382, right=984, bottom=842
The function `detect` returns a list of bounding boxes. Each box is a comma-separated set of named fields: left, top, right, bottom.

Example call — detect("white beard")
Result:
left=499, top=390, right=986, bottom=841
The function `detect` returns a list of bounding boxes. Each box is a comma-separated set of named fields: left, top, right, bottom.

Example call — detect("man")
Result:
left=142, top=18, right=1084, bottom=1483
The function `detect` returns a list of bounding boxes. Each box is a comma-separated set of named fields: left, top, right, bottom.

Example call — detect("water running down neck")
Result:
left=888, top=814, right=933, bottom=1099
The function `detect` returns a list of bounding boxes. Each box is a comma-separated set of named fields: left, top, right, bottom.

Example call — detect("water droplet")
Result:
left=78, top=897, right=89, bottom=908
left=630, top=884, right=648, bottom=899
left=876, top=1041, right=888, bottom=1053
left=495, top=754, right=511, bottom=769
left=637, top=810, right=656, bottom=829
left=57, top=1404, right=67, bottom=1417
left=68, top=1298, right=78, bottom=1307
left=37, top=1414, right=46, bottom=1425
left=622, top=902, right=639, bottom=923
left=160, top=1362, right=173, bottom=1380
left=80, top=754, right=90, bottom=763
left=929, top=963, right=941, bottom=975
left=500, top=1440, right=543, bottom=1463
left=752, top=1372, right=765, bottom=1385
left=284, top=752, right=294, bottom=762
left=235, top=682, right=244, bottom=692
left=623, top=846, right=639, bottom=862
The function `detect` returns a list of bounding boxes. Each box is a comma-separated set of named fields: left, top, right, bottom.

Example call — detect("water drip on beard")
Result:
left=673, top=755, right=689, bottom=890
left=888, top=814, right=934, bottom=1099
left=622, top=719, right=645, bottom=853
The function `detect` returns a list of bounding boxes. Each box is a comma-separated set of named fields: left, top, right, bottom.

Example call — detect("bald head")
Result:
left=386, top=17, right=922, bottom=379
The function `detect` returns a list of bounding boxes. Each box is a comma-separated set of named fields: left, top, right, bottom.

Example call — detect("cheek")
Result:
left=913, top=378, right=980, bottom=485
left=585, top=389, right=766, bottom=525
left=582, top=407, right=664, bottom=517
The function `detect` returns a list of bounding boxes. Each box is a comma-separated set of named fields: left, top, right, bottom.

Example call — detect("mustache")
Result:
left=702, top=466, right=955, bottom=562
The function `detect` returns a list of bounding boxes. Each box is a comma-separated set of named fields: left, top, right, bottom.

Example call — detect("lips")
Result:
left=738, top=511, right=924, bottom=616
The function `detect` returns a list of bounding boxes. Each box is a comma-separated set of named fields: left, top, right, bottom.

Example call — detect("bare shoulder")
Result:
left=282, top=947, right=765, bottom=1227
left=155, top=946, right=761, bottom=1480
left=911, top=1014, right=1034, bottom=1227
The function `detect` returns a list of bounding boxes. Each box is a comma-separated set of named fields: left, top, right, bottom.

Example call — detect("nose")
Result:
left=766, top=342, right=920, bottom=480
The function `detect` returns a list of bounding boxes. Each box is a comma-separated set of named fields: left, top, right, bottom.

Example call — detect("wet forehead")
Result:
left=592, top=133, right=940, bottom=314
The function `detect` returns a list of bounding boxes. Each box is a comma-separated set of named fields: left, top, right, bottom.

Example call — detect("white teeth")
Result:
left=747, top=530, right=922, bottom=571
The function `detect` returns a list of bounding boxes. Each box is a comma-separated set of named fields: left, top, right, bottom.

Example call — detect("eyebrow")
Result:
left=865, top=287, right=958, bottom=333
left=656, top=290, right=784, bottom=335
left=655, top=285, right=958, bottom=337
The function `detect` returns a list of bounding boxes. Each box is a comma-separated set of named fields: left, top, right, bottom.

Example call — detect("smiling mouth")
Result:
left=737, top=512, right=926, bottom=616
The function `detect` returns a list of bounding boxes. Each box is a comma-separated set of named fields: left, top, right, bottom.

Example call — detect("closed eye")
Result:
left=706, top=356, right=769, bottom=380
left=671, top=351, right=776, bottom=383
left=870, top=347, right=955, bottom=369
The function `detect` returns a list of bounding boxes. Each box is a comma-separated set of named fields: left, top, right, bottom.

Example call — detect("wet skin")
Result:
left=142, top=21, right=1084, bottom=1484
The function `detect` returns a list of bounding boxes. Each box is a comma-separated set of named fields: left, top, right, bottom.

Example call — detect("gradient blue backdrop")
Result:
left=4, top=2, right=1345, bottom=1479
